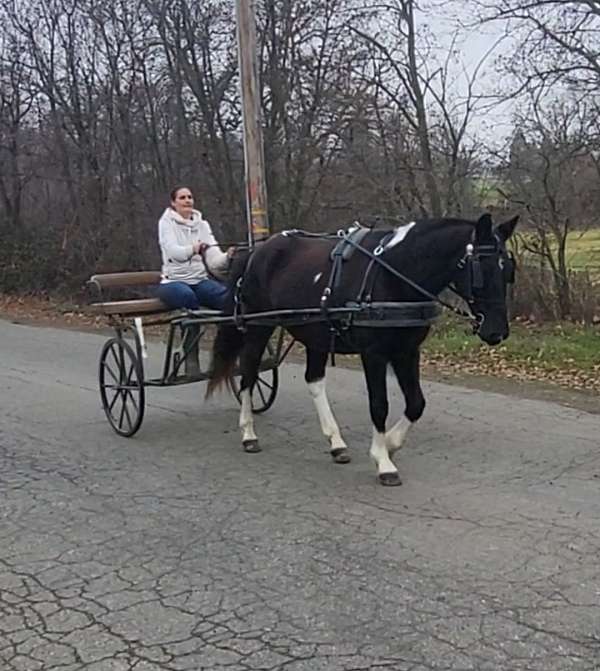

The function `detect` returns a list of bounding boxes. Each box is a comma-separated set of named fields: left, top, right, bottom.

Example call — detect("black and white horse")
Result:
left=207, top=213, right=518, bottom=486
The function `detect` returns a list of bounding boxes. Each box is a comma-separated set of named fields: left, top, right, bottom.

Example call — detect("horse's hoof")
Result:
left=330, top=448, right=351, bottom=464
left=243, top=439, right=262, bottom=453
left=378, top=472, right=402, bottom=486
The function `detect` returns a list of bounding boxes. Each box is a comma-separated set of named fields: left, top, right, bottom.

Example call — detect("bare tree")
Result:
left=344, top=0, right=493, bottom=218
left=257, top=0, right=370, bottom=229
left=146, top=0, right=243, bottom=238
left=0, top=0, right=508, bottom=294
left=0, top=32, right=35, bottom=232
left=476, top=0, right=600, bottom=96
left=501, top=96, right=600, bottom=317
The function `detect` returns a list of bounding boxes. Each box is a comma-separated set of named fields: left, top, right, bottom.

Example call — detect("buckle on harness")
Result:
left=233, top=276, right=247, bottom=331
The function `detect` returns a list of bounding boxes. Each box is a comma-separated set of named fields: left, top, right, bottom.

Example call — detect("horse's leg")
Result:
left=238, top=326, right=274, bottom=453
left=305, top=348, right=351, bottom=464
left=386, top=348, right=425, bottom=455
left=361, top=351, right=400, bottom=486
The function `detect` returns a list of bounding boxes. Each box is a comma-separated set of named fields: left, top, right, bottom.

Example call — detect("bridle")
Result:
left=452, top=237, right=516, bottom=334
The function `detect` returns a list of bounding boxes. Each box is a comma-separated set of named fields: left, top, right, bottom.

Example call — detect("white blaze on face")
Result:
left=313, top=272, right=322, bottom=284
left=385, top=221, right=416, bottom=250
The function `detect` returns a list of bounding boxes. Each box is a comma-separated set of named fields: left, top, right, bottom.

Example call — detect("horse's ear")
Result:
left=475, top=213, right=493, bottom=242
left=495, top=215, right=519, bottom=242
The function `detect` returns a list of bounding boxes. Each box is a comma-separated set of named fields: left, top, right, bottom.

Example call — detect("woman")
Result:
left=157, top=186, right=233, bottom=311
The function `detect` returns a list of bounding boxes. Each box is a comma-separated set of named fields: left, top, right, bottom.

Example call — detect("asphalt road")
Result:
left=1, top=319, right=599, bottom=671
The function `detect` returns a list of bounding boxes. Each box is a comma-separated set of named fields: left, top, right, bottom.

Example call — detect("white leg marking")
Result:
left=239, top=388, right=257, bottom=442
left=385, top=415, right=412, bottom=454
left=308, top=379, right=347, bottom=450
left=369, top=428, right=397, bottom=475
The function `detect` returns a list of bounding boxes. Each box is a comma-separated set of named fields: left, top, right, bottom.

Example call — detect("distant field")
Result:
left=515, top=228, right=600, bottom=276
left=565, top=229, right=600, bottom=273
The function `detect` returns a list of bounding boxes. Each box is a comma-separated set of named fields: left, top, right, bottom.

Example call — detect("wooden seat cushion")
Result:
left=89, top=298, right=169, bottom=315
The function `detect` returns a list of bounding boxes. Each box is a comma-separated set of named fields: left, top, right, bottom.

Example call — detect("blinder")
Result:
left=459, top=240, right=516, bottom=304
left=503, top=252, right=516, bottom=284
left=471, top=255, right=484, bottom=291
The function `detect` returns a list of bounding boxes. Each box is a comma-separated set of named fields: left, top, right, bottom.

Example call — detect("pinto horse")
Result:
left=207, top=213, right=518, bottom=486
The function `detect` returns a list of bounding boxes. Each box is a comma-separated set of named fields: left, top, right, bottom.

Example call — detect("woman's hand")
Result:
left=193, top=241, right=208, bottom=255
left=226, top=246, right=236, bottom=258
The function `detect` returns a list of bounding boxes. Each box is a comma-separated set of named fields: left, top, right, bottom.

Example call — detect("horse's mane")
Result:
left=413, top=217, right=476, bottom=233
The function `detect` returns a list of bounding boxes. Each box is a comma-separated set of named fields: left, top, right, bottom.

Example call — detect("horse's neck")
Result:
left=384, top=223, right=472, bottom=296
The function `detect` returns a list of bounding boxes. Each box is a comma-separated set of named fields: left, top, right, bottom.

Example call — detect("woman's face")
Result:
left=171, top=188, right=194, bottom=218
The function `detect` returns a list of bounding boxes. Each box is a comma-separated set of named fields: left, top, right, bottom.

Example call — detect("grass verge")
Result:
left=423, top=314, right=600, bottom=392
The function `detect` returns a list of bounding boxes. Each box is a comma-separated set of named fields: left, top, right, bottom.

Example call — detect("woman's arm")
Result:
left=159, top=216, right=194, bottom=262
left=200, top=220, right=230, bottom=270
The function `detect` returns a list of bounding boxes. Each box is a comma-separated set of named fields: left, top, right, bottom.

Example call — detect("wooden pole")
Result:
left=235, top=0, right=269, bottom=245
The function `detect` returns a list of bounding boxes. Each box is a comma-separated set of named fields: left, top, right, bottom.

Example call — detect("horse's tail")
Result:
left=205, top=323, right=244, bottom=397
left=205, top=248, right=251, bottom=398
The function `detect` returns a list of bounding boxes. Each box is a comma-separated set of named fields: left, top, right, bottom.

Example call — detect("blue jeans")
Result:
left=157, top=279, right=229, bottom=311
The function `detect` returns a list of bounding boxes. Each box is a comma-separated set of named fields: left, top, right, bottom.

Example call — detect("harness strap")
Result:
left=355, top=232, right=394, bottom=304
left=339, top=232, right=476, bottom=322
left=233, top=276, right=247, bottom=331
left=233, top=249, right=259, bottom=332
left=321, top=252, right=344, bottom=366
left=319, top=226, right=371, bottom=366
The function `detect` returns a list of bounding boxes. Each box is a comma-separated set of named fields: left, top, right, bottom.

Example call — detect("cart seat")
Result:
left=89, top=300, right=227, bottom=317
left=89, top=298, right=169, bottom=315
left=87, top=272, right=227, bottom=318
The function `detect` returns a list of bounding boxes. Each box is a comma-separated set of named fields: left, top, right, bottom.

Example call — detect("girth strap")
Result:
left=320, top=228, right=391, bottom=365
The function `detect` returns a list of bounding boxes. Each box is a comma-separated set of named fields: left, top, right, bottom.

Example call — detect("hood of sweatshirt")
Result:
left=163, top=207, right=203, bottom=228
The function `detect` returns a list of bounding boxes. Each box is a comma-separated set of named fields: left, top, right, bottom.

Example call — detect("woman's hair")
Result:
left=169, top=185, right=192, bottom=202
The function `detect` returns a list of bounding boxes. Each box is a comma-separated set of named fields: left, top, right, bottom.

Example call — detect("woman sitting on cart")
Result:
left=157, top=186, right=234, bottom=311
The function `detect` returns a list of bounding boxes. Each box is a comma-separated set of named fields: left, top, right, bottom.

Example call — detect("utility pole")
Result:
left=235, top=0, right=270, bottom=244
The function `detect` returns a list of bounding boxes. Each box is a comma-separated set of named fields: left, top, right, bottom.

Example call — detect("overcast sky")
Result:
left=420, top=1, right=518, bottom=144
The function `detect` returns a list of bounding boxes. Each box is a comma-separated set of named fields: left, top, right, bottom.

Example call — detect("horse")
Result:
left=206, top=213, right=518, bottom=486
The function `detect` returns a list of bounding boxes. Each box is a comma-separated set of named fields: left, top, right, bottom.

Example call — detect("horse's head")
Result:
left=454, top=213, right=519, bottom=346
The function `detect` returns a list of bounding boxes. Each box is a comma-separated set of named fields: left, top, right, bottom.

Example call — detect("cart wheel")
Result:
left=232, top=367, right=279, bottom=414
left=99, top=337, right=145, bottom=437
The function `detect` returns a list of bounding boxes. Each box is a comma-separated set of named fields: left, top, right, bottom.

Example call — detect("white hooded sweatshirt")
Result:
left=158, top=208, right=229, bottom=284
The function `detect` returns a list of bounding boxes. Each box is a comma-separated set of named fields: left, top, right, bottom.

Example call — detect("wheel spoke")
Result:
left=255, top=380, right=268, bottom=407
left=102, top=360, right=120, bottom=385
left=257, top=375, right=274, bottom=392
left=124, top=361, right=135, bottom=385
left=107, top=388, right=120, bottom=413
left=123, top=361, right=139, bottom=412
left=109, top=344, right=122, bottom=377
left=124, top=389, right=139, bottom=413
left=121, top=394, right=134, bottom=430
left=117, top=391, right=128, bottom=429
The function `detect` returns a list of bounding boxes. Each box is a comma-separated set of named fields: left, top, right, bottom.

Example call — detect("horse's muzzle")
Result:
left=472, top=313, right=508, bottom=346
left=483, top=333, right=504, bottom=346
